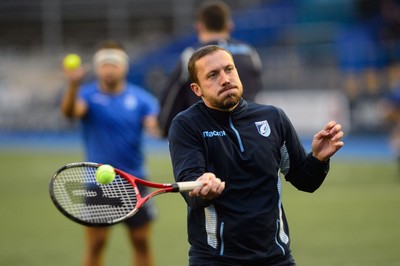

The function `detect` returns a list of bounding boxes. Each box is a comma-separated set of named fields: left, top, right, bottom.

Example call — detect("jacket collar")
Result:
left=200, top=98, right=248, bottom=122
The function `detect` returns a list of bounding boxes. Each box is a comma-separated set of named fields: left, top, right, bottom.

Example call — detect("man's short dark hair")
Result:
left=196, top=0, right=231, bottom=32
left=188, top=45, right=232, bottom=84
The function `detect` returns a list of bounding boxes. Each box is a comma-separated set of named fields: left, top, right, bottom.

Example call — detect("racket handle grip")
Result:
left=174, top=181, right=203, bottom=192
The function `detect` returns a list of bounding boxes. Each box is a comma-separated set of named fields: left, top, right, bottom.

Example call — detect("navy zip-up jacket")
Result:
left=168, top=99, right=330, bottom=264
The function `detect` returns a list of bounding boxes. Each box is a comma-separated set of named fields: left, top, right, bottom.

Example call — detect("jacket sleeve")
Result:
left=168, top=114, right=213, bottom=208
left=286, top=152, right=330, bottom=192
left=278, top=108, right=330, bottom=192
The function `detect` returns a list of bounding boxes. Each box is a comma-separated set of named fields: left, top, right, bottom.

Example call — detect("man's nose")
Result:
left=220, top=71, right=230, bottom=84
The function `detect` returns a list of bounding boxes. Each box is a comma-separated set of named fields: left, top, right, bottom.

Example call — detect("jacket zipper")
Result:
left=229, top=116, right=244, bottom=152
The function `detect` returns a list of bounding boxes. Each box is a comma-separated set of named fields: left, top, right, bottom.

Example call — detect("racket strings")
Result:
left=52, top=165, right=137, bottom=224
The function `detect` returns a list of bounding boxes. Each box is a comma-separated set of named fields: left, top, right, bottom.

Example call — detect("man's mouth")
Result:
left=219, top=86, right=236, bottom=95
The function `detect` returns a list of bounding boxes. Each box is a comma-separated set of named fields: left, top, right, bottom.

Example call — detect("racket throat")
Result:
left=171, top=183, right=180, bottom=192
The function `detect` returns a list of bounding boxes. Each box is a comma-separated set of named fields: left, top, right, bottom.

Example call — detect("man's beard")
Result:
left=213, top=92, right=240, bottom=111
left=103, top=76, right=120, bottom=90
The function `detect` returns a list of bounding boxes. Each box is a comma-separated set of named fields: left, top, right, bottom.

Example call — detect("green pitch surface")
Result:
left=0, top=150, right=399, bottom=266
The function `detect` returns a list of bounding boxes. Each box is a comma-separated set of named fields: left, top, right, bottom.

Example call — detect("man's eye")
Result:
left=208, top=72, right=217, bottom=78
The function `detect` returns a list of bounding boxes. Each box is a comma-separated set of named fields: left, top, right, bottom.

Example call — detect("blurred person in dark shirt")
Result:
left=158, top=0, right=263, bottom=137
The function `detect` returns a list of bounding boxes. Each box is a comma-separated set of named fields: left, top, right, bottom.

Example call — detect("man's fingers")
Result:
left=188, top=176, right=225, bottom=199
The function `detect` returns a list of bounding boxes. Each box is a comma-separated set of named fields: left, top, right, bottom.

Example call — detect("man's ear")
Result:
left=195, top=21, right=203, bottom=33
left=190, top=83, right=202, bottom=97
left=226, top=20, right=234, bottom=33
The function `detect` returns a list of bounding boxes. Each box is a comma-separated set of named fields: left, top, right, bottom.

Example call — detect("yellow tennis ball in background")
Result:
left=96, top=165, right=116, bottom=184
left=63, top=53, right=81, bottom=70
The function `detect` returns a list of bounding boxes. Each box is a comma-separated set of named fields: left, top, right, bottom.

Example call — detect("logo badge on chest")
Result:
left=255, top=120, right=271, bottom=137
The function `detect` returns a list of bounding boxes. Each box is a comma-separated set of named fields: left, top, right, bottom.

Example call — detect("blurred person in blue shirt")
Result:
left=60, top=40, right=160, bottom=266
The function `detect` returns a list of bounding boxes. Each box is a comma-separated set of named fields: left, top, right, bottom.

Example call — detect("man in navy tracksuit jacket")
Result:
left=168, top=45, right=344, bottom=266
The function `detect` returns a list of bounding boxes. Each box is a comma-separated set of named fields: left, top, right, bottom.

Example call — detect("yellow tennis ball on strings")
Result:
left=63, top=53, right=81, bottom=70
left=96, top=165, right=116, bottom=184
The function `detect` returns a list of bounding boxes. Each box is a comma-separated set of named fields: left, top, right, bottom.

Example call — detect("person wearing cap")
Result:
left=60, top=40, right=159, bottom=266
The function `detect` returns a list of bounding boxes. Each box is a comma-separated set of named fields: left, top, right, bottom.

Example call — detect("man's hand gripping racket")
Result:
left=49, top=162, right=202, bottom=226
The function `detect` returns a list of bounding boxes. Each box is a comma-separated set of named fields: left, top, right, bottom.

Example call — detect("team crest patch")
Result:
left=124, top=95, right=137, bottom=110
left=255, top=120, right=271, bottom=137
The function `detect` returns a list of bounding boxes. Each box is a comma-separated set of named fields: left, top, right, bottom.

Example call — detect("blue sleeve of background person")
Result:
left=78, top=80, right=96, bottom=102
left=277, top=108, right=330, bottom=192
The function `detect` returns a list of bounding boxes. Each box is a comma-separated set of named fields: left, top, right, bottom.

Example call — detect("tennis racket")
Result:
left=49, top=162, right=202, bottom=227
